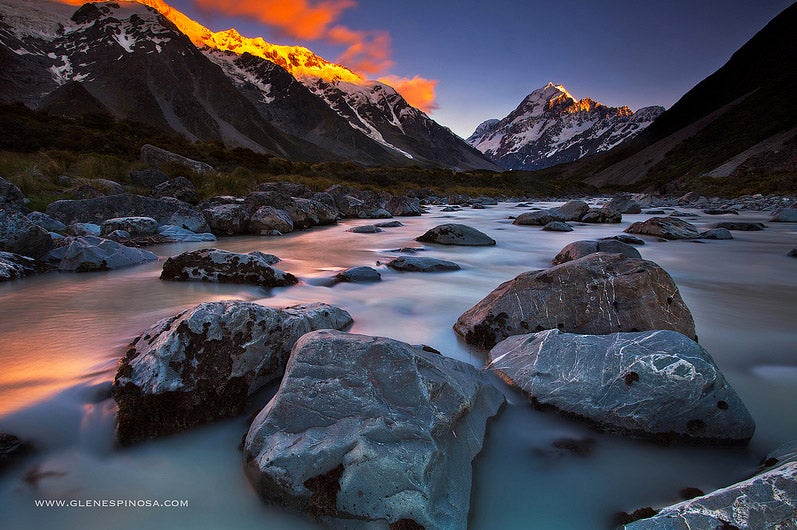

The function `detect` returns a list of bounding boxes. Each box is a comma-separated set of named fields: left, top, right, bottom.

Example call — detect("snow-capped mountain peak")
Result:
left=467, top=83, right=664, bottom=170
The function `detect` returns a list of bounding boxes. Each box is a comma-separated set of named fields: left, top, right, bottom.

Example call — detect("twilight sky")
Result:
left=168, top=0, right=793, bottom=138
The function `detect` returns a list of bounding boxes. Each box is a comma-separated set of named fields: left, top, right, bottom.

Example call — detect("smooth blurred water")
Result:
left=0, top=202, right=795, bottom=529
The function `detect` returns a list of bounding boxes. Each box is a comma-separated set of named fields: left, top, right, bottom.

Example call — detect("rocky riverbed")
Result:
left=1, top=179, right=796, bottom=529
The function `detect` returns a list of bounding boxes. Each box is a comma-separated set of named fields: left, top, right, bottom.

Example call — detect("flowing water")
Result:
left=0, top=202, right=795, bottom=529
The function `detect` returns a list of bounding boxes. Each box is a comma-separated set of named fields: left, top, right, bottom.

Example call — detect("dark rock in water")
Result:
left=346, top=225, right=383, bottom=234
left=623, top=441, right=797, bottom=529
left=45, top=236, right=157, bottom=272
left=128, top=168, right=169, bottom=189
left=161, top=248, right=296, bottom=288
left=203, top=204, right=250, bottom=236
left=514, top=210, right=563, bottom=225
left=249, top=206, right=294, bottom=235
left=707, top=221, right=766, bottom=231
left=0, top=176, right=26, bottom=211
left=415, top=223, right=495, bottom=246
left=140, top=144, right=214, bottom=174
left=555, top=200, right=590, bottom=221
left=113, top=301, right=353, bottom=445
left=788, top=248, right=797, bottom=257
left=46, top=194, right=209, bottom=233
left=0, top=251, right=47, bottom=282
left=601, top=234, right=645, bottom=245
left=699, top=228, right=734, bottom=240
left=335, top=266, right=381, bottom=283
left=615, top=507, right=659, bottom=526
left=472, top=203, right=486, bottom=209
left=375, top=220, right=404, bottom=228
left=704, top=208, right=739, bottom=215
left=27, top=212, right=66, bottom=233
left=243, top=330, right=504, bottom=529
left=387, top=256, right=461, bottom=272
left=625, top=217, right=700, bottom=240
left=441, top=206, right=458, bottom=212
left=669, top=211, right=699, bottom=218
left=580, top=207, right=622, bottom=224
left=100, top=217, right=158, bottom=237
left=0, top=210, right=54, bottom=259
left=542, top=221, right=573, bottom=232
left=151, top=177, right=198, bottom=204
left=0, top=433, right=31, bottom=468
left=770, top=208, right=797, bottom=222
left=604, top=195, right=641, bottom=214
left=644, top=209, right=666, bottom=215
left=488, top=329, right=755, bottom=443
left=392, top=247, right=424, bottom=253
left=552, top=240, right=641, bottom=265
left=454, top=253, right=696, bottom=349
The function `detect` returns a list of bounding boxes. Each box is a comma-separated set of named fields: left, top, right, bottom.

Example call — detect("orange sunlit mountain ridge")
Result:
left=56, top=0, right=436, bottom=111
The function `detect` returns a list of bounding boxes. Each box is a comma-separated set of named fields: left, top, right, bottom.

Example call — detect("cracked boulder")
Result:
left=243, top=330, right=505, bottom=528
left=454, top=253, right=696, bottom=349
left=113, top=301, right=353, bottom=445
left=160, top=248, right=297, bottom=288
left=623, top=441, right=797, bottom=529
left=488, top=329, right=754, bottom=443
left=415, top=223, right=495, bottom=246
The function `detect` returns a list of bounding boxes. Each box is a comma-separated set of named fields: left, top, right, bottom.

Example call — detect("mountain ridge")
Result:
left=467, top=82, right=663, bottom=171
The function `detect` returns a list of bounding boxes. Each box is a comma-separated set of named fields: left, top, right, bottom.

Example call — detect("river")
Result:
left=1, top=201, right=795, bottom=529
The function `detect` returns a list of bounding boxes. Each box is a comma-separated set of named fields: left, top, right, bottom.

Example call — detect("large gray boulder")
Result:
left=555, top=200, right=590, bottom=220
left=160, top=248, right=297, bottom=288
left=0, top=251, right=47, bottom=281
left=203, top=203, right=250, bottom=236
left=699, top=228, right=733, bottom=240
left=335, top=266, right=381, bottom=283
left=552, top=239, right=641, bottom=265
left=140, top=144, right=214, bottom=173
left=46, top=194, right=209, bottom=233
left=770, top=208, right=797, bottom=222
left=113, top=301, right=353, bottom=445
left=625, top=217, right=700, bottom=240
left=385, top=195, right=422, bottom=216
left=387, top=256, right=461, bottom=272
left=0, top=210, right=54, bottom=259
left=27, top=211, right=66, bottom=233
left=45, top=236, right=157, bottom=272
left=100, top=217, right=159, bottom=237
left=282, top=198, right=339, bottom=229
left=604, top=195, right=642, bottom=214
left=580, top=207, right=622, bottom=224
left=150, top=176, right=198, bottom=204
left=454, top=253, right=696, bottom=349
left=249, top=206, right=293, bottom=234
left=0, top=176, right=25, bottom=211
left=243, top=330, right=505, bottom=528
left=415, top=223, right=496, bottom=246
left=488, top=329, right=754, bottom=443
left=624, top=442, right=797, bottom=529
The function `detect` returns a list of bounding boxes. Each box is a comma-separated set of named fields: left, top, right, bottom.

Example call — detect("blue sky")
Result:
left=170, top=0, right=794, bottom=138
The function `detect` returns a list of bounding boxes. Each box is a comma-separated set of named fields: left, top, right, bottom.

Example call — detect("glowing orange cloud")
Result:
left=193, top=0, right=354, bottom=40
left=379, top=75, right=439, bottom=113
